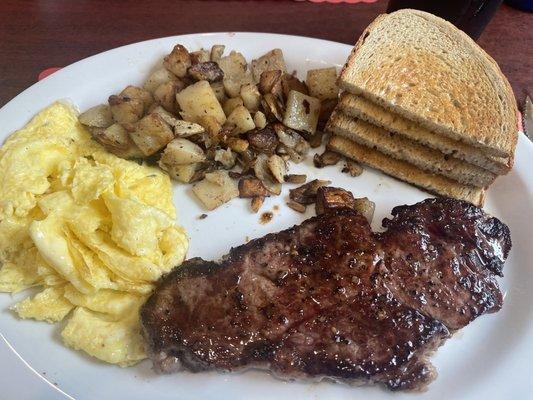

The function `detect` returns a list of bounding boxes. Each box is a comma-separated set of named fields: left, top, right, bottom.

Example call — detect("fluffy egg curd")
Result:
left=0, top=102, right=188, bottom=366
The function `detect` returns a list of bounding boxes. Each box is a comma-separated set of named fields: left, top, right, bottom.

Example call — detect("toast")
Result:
left=327, top=135, right=485, bottom=206
left=338, top=9, right=518, bottom=158
left=327, top=111, right=496, bottom=188
left=337, top=93, right=512, bottom=175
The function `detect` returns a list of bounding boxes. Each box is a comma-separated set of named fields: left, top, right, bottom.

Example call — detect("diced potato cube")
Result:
left=160, top=162, right=199, bottom=183
left=154, top=81, right=182, bottom=113
left=227, top=106, right=255, bottom=134
left=150, top=105, right=179, bottom=127
left=192, top=171, right=239, bottom=210
left=226, top=137, right=249, bottom=153
left=251, top=49, right=287, bottom=83
left=163, top=44, right=191, bottom=78
left=144, top=68, right=179, bottom=93
left=258, top=70, right=283, bottom=96
left=129, top=113, right=174, bottom=156
left=79, top=104, right=113, bottom=128
left=190, top=49, right=210, bottom=64
left=240, top=83, right=261, bottom=112
left=176, top=80, right=226, bottom=125
left=210, top=81, right=227, bottom=104
left=253, top=111, right=267, bottom=129
left=188, top=62, right=224, bottom=82
left=282, top=90, right=321, bottom=134
left=159, top=138, right=206, bottom=165
left=223, top=97, right=244, bottom=116
left=199, top=115, right=222, bottom=138
left=120, top=85, right=154, bottom=111
left=91, top=123, right=144, bottom=159
left=218, top=51, right=250, bottom=98
left=214, top=148, right=237, bottom=169
left=306, top=67, right=338, bottom=100
left=281, top=74, right=309, bottom=98
left=174, top=120, right=205, bottom=137
left=210, top=45, right=225, bottom=62
left=108, top=95, right=144, bottom=124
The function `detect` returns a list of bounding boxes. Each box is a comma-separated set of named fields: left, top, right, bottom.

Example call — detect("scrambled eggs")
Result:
left=0, top=102, right=188, bottom=366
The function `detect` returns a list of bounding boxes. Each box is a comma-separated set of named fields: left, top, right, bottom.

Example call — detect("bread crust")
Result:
left=328, top=135, right=485, bottom=206
left=338, top=93, right=512, bottom=175
left=327, top=111, right=496, bottom=188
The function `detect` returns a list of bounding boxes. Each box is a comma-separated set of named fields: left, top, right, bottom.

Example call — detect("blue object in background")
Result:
left=505, top=0, right=533, bottom=11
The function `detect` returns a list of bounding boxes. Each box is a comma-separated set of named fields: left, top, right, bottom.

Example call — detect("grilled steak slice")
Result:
left=141, top=196, right=511, bottom=391
left=380, top=198, right=510, bottom=330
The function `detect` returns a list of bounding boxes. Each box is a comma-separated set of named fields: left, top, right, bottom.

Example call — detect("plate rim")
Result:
left=0, top=31, right=532, bottom=400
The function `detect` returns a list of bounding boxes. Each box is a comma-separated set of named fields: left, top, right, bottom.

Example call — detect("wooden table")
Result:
left=0, top=0, right=530, bottom=108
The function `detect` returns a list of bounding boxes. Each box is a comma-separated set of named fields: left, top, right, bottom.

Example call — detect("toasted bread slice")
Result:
left=327, top=111, right=496, bottom=188
left=338, top=93, right=512, bottom=175
left=338, top=9, right=518, bottom=158
left=328, top=135, right=485, bottom=206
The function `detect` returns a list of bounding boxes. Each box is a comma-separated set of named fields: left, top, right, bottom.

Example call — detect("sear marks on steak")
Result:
left=141, top=194, right=511, bottom=391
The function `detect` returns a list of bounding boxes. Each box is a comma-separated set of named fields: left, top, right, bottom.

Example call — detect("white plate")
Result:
left=0, top=32, right=532, bottom=400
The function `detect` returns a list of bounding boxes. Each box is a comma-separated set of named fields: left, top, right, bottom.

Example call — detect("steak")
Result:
left=141, top=194, right=511, bottom=391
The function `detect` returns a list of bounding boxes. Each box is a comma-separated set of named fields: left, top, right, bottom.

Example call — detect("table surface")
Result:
left=0, top=0, right=531, bottom=109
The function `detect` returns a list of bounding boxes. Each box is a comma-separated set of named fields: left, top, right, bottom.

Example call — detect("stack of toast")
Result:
left=327, top=9, right=518, bottom=206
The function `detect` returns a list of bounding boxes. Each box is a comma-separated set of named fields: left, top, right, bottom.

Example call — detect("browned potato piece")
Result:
left=159, top=162, right=199, bottom=183
left=120, top=85, right=154, bottom=111
left=79, top=104, right=113, bottom=128
left=287, top=200, right=306, bottom=213
left=222, top=97, right=244, bottom=116
left=210, top=81, right=227, bottom=103
left=313, top=150, right=341, bottom=168
left=154, top=81, right=182, bottom=113
left=261, top=93, right=284, bottom=122
left=240, top=83, right=261, bottom=112
left=226, top=137, right=249, bottom=153
left=251, top=49, right=287, bottom=83
left=247, top=126, right=278, bottom=154
left=215, top=148, right=237, bottom=169
left=267, top=154, right=287, bottom=183
left=289, top=179, right=331, bottom=205
left=238, top=177, right=270, bottom=198
left=188, top=62, right=224, bottom=82
left=176, top=80, right=226, bottom=125
left=253, top=111, right=267, bottom=129
left=129, top=113, right=174, bottom=156
left=210, top=45, right=225, bottom=62
left=91, top=123, right=144, bottom=159
left=144, top=68, right=179, bottom=93
left=190, top=49, right=210, bottom=64
left=163, top=44, right=191, bottom=78
left=284, top=174, right=307, bottom=184
left=342, top=160, right=364, bottom=177
left=174, top=120, right=205, bottom=137
left=258, top=70, right=282, bottom=96
left=254, top=154, right=281, bottom=195
left=318, top=98, right=337, bottom=129
left=281, top=73, right=309, bottom=98
left=251, top=196, right=264, bottom=213
left=192, top=171, right=239, bottom=210
left=150, top=105, right=178, bottom=127
left=108, top=94, right=144, bottom=124
left=315, top=186, right=355, bottom=215
left=227, top=106, right=255, bottom=134
left=160, top=138, right=206, bottom=165
left=218, top=51, right=249, bottom=98
left=199, top=115, right=222, bottom=137
left=306, top=67, right=338, bottom=100
left=282, top=90, right=321, bottom=134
